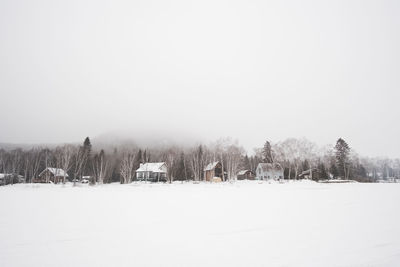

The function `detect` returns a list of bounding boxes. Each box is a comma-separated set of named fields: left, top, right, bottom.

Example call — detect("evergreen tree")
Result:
left=359, top=164, right=367, bottom=178
left=330, top=161, right=339, bottom=179
left=242, top=155, right=251, bottom=170
left=302, top=159, right=310, bottom=171
left=334, top=138, right=351, bottom=179
left=353, top=163, right=367, bottom=181
left=136, top=149, right=143, bottom=164
left=82, top=137, right=92, bottom=178
left=262, top=141, right=274, bottom=163
left=132, top=149, right=143, bottom=181
left=175, top=152, right=186, bottom=181
left=382, top=163, right=389, bottom=179
left=143, top=150, right=150, bottom=163
left=317, top=162, right=328, bottom=180
left=197, top=145, right=204, bottom=180
left=283, top=167, right=290, bottom=179
left=110, top=148, right=120, bottom=182
left=83, top=137, right=92, bottom=153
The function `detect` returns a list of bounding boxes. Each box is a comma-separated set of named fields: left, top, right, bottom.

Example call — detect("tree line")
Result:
left=1, top=136, right=399, bottom=185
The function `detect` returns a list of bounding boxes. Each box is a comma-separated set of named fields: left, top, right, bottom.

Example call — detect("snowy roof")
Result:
left=204, top=161, right=220, bottom=171
left=39, top=168, right=69, bottom=177
left=136, top=162, right=166, bottom=173
left=0, top=173, right=24, bottom=179
left=237, top=170, right=252, bottom=175
left=257, top=163, right=282, bottom=172
left=299, top=168, right=318, bottom=176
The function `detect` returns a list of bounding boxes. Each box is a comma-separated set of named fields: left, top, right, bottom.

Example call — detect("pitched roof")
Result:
left=257, top=163, right=282, bottom=172
left=39, top=167, right=69, bottom=177
left=0, top=173, right=24, bottom=177
left=204, top=161, right=220, bottom=171
left=237, top=170, right=252, bottom=175
left=136, top=162, right=166, bottom=173
left=299, top=168, right=318, bottom=176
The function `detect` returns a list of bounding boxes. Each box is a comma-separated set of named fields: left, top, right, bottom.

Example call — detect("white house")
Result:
left=0, top=173, right=25, bottom=185
left=256, top=163, right=284, bottom=180
left=136, top=162, right=167, bottom=182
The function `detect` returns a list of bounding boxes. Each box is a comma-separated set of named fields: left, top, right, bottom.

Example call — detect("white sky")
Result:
left=0, top=0, right=399, bottom=157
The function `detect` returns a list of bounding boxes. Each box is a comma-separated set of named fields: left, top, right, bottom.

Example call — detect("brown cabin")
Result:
left=298, top=168, right=320, bottom=180
left=237, top=170, right=256, bottom=180
left=36, top=167, right=69, bottom=183
left=204, top=161, right=223, bottom=182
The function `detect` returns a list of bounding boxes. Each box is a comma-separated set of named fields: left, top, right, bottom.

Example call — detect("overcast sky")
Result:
left=0, top=0, right=399, bottom=157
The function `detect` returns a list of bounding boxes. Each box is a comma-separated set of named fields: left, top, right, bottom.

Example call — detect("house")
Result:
left=0, top=173, right=9, bottom=185
left=204, top=161, right=223, bottom=182
left=237, top=170, right=256, bottom=180
left=256, top=163, right=283, bottom=180
left=81, top=176, right=91, bottom=183
left=299, top=168, right=321, bottom=180
left=136, top=162, right=167, bottom=182
left=37, top=168, right=69, bottom=183
left=0, top=173, right=25, bottom=185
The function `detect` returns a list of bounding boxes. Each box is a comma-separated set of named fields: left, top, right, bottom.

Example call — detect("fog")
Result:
left=0, top=0, right=399, bottom=157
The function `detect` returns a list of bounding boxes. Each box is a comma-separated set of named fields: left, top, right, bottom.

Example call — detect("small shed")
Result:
left=136, top=162, right=167, bottom=182
left=299, top=168, right=321, bottom=180
left=237, top=170, right=256, bottom=180
left=0, top=173, right=25, bottom=185
left=37, top=168, right=69, bottom=183
left=256, top=163, right=283, bottom=181
left=204, top=161, right=223, bottom=182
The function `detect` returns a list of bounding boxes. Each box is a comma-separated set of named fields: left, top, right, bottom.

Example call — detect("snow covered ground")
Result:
left=1, top=181, right=400, bottom=267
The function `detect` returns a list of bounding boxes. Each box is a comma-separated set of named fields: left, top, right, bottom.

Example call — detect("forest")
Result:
left=1, top=136, right=399, bottom=185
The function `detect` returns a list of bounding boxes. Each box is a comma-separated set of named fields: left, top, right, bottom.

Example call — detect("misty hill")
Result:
left=0, top=130, right=204, bottom=152
left=91, top=130, right=204, bottom=151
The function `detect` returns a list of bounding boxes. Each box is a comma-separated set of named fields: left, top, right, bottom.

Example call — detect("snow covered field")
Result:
left=1, top=181, right=400, bottom=267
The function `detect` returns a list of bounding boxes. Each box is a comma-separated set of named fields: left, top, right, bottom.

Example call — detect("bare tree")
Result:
left=10, top=149, right=22, bottom=185
left=0, top=149, right=6, bottom=185
left=55, top=145, right=74, bottom=183
left=120, top=151, right=135, bottom=184
left=42, top=148, right=53, bottom=183
left=92, top=149, right=108, bottom=184
left=189, top=145, right=204, bottom=181
left=72, top=146, right=87, bottom=186
left=273, top=138, right=316, bottom=179
left=210, top=138, right=244, bottom=181
left=224, top=140, right=244, bottom=181
left=213, top=139, right=227, bottom=181
left=163, top=148, right=177, bottom=183
left=25, top=148, right=42, bottom=183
